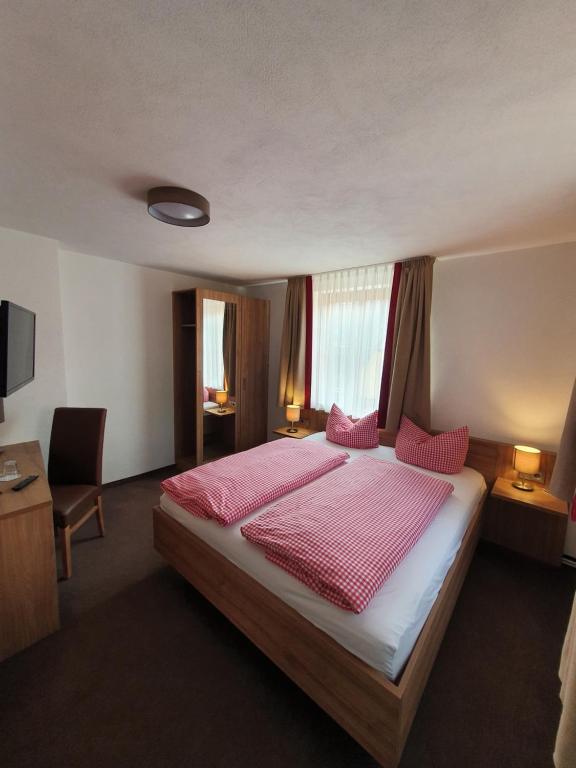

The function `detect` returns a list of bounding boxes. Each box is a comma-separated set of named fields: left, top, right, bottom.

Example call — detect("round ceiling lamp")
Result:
left=147, top=186, right=210, bottom=227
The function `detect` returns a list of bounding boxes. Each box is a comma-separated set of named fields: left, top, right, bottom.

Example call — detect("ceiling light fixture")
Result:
left=147, top=186, right=210, bottom=227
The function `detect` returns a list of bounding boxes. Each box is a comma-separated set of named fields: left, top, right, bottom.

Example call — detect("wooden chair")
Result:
left=48, top=407, right=107, bottom=579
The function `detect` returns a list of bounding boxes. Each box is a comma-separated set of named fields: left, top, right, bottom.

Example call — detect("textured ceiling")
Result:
left=1, top=1, right=576, bottom=283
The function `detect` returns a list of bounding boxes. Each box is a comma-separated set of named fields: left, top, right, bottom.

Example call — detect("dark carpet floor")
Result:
left=1, top=471, right=575, bottom=768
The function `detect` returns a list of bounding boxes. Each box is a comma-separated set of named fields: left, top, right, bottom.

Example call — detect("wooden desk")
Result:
left=0, top=440, right=59, bottom=661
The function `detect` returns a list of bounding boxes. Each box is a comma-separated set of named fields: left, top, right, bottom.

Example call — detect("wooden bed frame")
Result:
left=153, top=423, right=557, bottom=766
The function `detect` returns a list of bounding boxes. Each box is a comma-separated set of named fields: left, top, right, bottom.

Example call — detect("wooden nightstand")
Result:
left=273, top=426, right=317, bottom=440
left=483, top=477, right=568, bottom=566
left=205, top=406, right=235, bottom=417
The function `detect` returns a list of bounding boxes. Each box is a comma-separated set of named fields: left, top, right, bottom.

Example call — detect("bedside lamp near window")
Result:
left=285, top=404, right=301, bottom=433
left=215, top=390, right=228, bottom=413
left=512, top=445, right=541, bottom=491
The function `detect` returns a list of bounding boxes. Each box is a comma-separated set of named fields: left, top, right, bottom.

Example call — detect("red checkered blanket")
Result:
left=161, top=438, right=348, bottom=526
left=241, top=456, right=454, bottom=613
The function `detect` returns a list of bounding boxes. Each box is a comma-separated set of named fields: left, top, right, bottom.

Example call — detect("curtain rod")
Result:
left=302, top=254, right=427, bottom=280
left=244, top=255, right=430, bottom=286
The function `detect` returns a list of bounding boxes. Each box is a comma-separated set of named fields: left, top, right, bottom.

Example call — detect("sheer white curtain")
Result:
left=311, top=264, right=394, bottom=418
left=203, top=299, right=225, bottom=389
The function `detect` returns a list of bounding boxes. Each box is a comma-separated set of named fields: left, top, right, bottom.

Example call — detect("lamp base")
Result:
left=287, top=428, right=298, bottom=433
left=512, top=479, right=534, bottom=492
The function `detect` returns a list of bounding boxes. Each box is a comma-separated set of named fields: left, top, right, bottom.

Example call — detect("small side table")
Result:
left=483, top=476, right=568, bottom=566
left=273, top=426, right=317, bottom=440
left=205, top=406, right=235, bottom=417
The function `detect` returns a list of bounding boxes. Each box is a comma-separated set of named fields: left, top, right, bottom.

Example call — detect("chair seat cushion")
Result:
left=51, top=484, right=100, bottom=528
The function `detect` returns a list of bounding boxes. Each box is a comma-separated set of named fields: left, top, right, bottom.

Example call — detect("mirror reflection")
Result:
left=202, top=299, right=236, bottom=461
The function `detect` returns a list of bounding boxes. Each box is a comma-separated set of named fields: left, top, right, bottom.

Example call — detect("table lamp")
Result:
left=215, top=390, right=228, bottom=413
left=285, top=404, right=301, bottom=433
left=512, top=445, right=541, bottom=491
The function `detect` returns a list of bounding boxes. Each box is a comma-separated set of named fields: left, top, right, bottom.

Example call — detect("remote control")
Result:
left=11, top=475, right=39, bottom=491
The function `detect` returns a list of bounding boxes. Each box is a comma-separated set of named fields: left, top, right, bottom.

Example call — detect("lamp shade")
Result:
left=513, top=445, right=541, bottom=475
left=286, top=404, right=301, bottom=424
left=215, top=390, right=227, bottom=406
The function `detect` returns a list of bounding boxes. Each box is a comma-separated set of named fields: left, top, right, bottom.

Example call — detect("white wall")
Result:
left=0, top=224, right=245, bottom=482
left=431, top=243, right=576, bottom=557
left=0, top=227, right=67, bottom=457
left=432, top=243, right=576, bottom=448
left=246, top=281, right=287, bottom=440
left=58, top=250, right=243, bottom=483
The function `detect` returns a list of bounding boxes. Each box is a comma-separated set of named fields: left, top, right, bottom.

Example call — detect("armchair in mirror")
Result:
left=202, top=299, right=237, bottom=462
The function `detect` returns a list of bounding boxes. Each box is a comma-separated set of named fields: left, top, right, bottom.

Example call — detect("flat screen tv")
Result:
left=0, top=300, right=36, bottom=397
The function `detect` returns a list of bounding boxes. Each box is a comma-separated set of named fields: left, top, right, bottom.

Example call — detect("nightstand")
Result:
left=205, top=406, right=235, bottom=417
left=483, top=477, right=568, bottom=566
left=273, top=426, right=317, bottom=440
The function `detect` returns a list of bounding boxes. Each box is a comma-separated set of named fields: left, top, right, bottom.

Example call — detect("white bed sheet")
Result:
left=159, top=433, right=486, bottom=680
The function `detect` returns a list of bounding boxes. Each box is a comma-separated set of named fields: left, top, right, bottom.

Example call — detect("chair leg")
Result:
left=96, top=496, right=105, bottom=537
left=59, top=526, right=72, bottom=580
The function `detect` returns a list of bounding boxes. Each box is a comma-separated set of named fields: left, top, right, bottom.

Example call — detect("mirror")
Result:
left=202, top=299, right=236, bottom=461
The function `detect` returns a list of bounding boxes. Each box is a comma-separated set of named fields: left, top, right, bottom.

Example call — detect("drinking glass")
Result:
left=0, top=460, right=20, bottom=481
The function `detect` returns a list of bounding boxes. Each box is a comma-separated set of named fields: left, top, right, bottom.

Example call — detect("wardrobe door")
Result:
left=172, top=289, right=197, bottom=470
left=238, top=296, right=270, bottom=451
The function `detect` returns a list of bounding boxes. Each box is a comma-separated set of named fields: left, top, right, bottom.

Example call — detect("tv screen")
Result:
left=0, top=301, right=36, bottom=397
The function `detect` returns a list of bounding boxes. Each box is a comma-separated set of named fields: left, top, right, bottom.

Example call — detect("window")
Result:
left=310, top=264, right=394, bottom=418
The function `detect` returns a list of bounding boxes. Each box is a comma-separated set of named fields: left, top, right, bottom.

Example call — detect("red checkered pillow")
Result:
left=395, top=416, right=469, bottom=474
left=325, top=403, right=379, bottom=449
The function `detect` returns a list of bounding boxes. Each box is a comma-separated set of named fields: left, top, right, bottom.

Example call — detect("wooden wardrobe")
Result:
left=172, top=288, right=269, bottom=468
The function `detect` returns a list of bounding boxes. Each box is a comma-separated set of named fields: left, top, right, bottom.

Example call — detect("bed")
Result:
left=153, top=427, right=498, bottom=766
left=160, top=433, right=485, bottom=679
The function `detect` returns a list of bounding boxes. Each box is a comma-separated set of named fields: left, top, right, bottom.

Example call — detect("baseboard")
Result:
left=561, top=554, right=576, bottom=568
left=103, top=464, right=176, bottom=489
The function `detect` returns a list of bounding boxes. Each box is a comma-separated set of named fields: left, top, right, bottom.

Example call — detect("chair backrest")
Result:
left=48, top=407, right=107, bottom=487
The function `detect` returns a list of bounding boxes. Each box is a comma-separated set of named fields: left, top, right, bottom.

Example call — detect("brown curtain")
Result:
left=550, top=378, right=576, bottom=511
left=278, top=277, right=306, bottom=407
left=385, top=255, right=435, bottom=432
left=222, top=303, right=236, bottom=397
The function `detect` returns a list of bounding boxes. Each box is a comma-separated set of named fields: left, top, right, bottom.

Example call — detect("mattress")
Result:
left=159, top=433, right=486, bottom=680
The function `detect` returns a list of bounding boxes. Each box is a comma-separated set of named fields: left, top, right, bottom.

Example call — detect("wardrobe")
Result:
left=172, top=287, right=269, bottom=467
